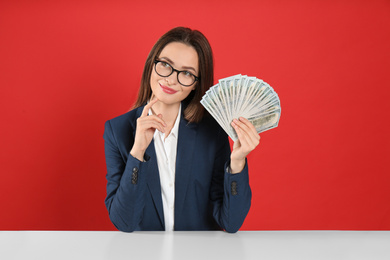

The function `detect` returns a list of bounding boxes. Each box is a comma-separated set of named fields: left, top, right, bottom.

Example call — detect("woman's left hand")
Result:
left=230, top=117, right=260, bottom=174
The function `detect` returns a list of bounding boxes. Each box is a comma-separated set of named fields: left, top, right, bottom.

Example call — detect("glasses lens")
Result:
left=178, top=72, right=196, bottom=86
left=155, top=61, right=172, bottom=77
left=155, top=61, right=197, bottom=87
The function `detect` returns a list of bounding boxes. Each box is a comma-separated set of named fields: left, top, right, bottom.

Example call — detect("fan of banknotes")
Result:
left=200, top=74, right=281, bottom=141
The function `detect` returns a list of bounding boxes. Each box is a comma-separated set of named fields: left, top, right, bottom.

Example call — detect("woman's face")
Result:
left=150, top=41, right=199, bottom=106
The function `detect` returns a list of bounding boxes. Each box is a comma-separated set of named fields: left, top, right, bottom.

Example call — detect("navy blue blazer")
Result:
left=103, top=104, right=252, bottom=233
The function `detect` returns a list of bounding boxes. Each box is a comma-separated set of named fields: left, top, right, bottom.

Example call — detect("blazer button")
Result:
left=131, top=167, right=139, bottom=184
left=131, top=173, right=138, bottom=184
left=231, top=181, right=238, bottom=196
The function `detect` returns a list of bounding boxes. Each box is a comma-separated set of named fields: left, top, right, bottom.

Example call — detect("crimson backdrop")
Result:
left=1, top=0, right=389, bottom=230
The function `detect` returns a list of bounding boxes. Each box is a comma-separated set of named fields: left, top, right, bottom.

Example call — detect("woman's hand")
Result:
left=230, top=117, right=260, bottom=173
left=130, top=98, right=166, bottom=161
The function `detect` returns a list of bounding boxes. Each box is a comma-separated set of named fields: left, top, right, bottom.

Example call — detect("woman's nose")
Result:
left=166, top=70, right=179, bottom=85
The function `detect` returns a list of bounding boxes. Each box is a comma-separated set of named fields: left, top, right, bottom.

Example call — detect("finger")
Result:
left=238, top=117, right=259, bottom=138
left=152, top=114, right=167, bottom=126
left=233, top=119, right=260, bottom=151
left=235, top=118, right=260, bottom=146
left=231, top=120, right=251, bottom=148
left=139, top=120, right=165, bottom=133
left=233, top=119, right=258, bottom=145
left=139, top=114, right=167, bottom=127
left=156, top=114, right=168, bottom=127
left=141, top=97, right=159, bottom=117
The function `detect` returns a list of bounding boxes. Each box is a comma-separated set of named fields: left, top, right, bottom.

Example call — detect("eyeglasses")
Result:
left=153, top=60, right=199, bottom=87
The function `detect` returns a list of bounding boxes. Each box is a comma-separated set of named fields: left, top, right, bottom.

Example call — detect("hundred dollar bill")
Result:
left=248, top=112, right=280, bottom=133
left=201, top=74, right=281, bottom=141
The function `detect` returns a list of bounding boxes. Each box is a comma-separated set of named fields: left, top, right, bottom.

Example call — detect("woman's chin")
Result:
left=152, top=92, right=181, bottom=106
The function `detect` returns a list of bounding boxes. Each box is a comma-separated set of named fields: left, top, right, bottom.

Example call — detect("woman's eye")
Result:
left=183, top=71, right=192, bottom=77
left=161, top=62, right=169, bottom=67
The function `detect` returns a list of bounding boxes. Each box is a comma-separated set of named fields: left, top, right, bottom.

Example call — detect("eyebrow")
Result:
left=159, top=56, right=197, bottom=74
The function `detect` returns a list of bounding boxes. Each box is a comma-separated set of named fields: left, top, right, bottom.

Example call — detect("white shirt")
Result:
left=149, top=104, right=181, bottom=231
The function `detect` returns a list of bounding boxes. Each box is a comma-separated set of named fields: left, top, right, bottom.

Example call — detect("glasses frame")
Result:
left=153, top=60, right=199, bottom=87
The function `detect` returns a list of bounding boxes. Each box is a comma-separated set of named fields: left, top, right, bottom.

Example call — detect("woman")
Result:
left=103, top=27, right=260, bottom=233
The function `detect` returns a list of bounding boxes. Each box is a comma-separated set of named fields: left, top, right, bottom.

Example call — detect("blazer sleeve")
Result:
left=210, top=130, right=252, bottom=233
left=103, top=119, right=148, bottom=232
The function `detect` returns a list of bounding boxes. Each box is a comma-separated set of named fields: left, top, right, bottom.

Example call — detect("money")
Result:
left=200, top=74, right=281, bottom=141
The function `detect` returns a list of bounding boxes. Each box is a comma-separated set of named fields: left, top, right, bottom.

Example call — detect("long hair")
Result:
left=132, top=27, right=214, bottom=123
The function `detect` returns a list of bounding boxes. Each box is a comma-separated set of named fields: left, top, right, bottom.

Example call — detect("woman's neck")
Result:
left=151, top=101, right=181, bottom=127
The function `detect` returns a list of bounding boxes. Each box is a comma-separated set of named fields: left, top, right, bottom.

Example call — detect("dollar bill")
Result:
left=201, top=75, right=281, bottom=141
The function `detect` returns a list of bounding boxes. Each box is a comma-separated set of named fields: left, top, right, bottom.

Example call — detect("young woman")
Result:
left=103, top=27, right=260, bottom=233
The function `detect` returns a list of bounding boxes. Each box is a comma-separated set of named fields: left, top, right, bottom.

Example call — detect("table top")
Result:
left=1, top=231, right=390, bottom=260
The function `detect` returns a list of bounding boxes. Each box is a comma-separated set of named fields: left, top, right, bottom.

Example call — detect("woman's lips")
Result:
left=160, top=84, right=177, bottom=94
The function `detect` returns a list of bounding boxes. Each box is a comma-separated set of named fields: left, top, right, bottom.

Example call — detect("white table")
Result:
left=1, top=231, right=389, bottom=260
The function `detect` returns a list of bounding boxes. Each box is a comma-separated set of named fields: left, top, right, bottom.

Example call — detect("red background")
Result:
left=1, top=0, right=389, bottom=230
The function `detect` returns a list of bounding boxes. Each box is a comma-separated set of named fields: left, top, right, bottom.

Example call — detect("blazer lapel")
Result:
left=145, top=140, right=165, bottom=229
left=174, top=116, right=198, bottom=221
left=131, top=104, right=198, bottom=229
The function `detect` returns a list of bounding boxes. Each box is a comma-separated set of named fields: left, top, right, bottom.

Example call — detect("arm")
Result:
left=209, top=128, right=252, bottom=233
left=103, top=120, right=148, bottom=232
left=104, top=98, right=165, bottom=232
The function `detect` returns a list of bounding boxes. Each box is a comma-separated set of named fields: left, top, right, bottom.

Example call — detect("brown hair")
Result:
left=132, top=27, right=214, bottom=123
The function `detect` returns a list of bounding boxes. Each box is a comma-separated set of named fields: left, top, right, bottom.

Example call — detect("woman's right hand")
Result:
left=130, top=98, right=166, bottom=161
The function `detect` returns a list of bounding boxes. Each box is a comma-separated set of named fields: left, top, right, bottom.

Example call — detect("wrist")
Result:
left=130, top=147, right=146, bottom=162
left=230, top=158, right=246, bottom=174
